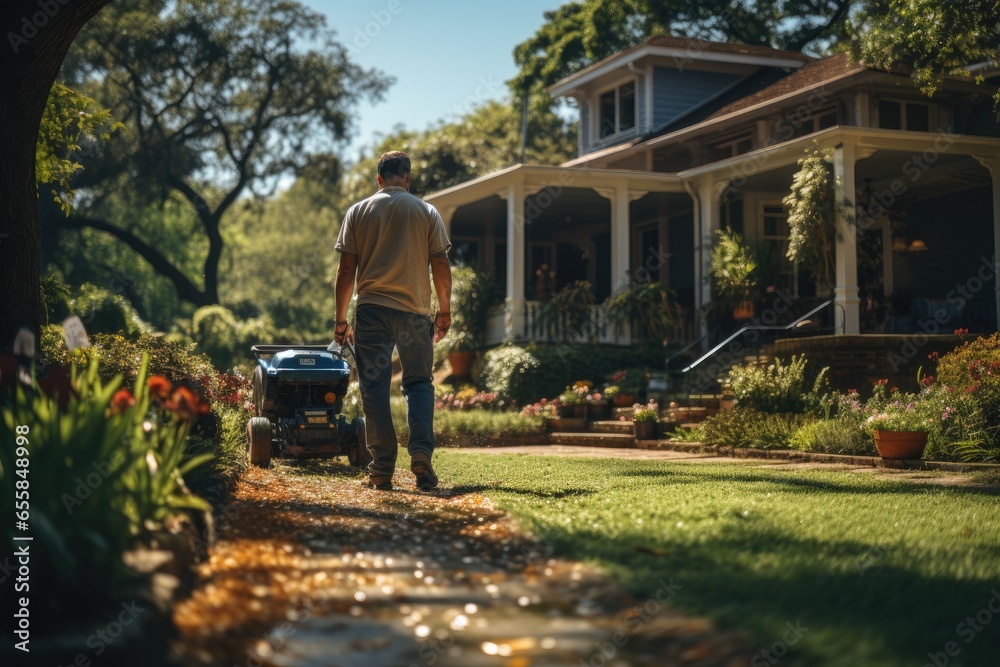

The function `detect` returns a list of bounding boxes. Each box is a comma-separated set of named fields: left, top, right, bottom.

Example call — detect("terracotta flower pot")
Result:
left=573, top=404, right=588, bottom=419
left=614, top=393, right=636, bottom=407
left=733, top=300, right=755, bottom=320
left=448, top=351, right=474, bottom=377
left=556, top=404, right=574, bottom=418
left=874, top=430, right=928, bottom=459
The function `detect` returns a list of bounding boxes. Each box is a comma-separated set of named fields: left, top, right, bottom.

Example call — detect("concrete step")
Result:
left=686, top=394, right=722, bottom=409
left=549, top=432, right=636, bottom=448
left=666, top=406, right=719, bottom=424
left=545, top=417, right=589, bottom=433
left=589, top=420, right=633, bottom=434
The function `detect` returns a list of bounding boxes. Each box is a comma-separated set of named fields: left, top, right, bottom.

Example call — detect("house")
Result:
left=425, top=36, right=1000, bottom=382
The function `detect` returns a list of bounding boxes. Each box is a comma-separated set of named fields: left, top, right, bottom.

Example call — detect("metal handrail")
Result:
left=681, top=300, right=837, bottom=374
left=666, top=333, right=708, bottom=366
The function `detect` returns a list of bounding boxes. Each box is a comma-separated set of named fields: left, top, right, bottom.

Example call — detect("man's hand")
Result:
left=433, top=312, right=451, bottom=343
left=334, top=321, right=355, bottom=347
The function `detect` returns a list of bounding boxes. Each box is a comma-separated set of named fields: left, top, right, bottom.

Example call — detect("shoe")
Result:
left=410, top=452, right=438, bottom=490
left=367, top=474, right=393, bottom=490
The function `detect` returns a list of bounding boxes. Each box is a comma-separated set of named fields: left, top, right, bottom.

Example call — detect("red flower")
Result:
left=109, top=388, right=136, bottom=415
left=875, top=378, right=889, bottom=386
left=920, top=375, right=935, bottom=386
left=165, top=385, right=211, bottom=421
left=148, top=375, right=172, bottom=401
left=928, top=351, right=939, bottom=361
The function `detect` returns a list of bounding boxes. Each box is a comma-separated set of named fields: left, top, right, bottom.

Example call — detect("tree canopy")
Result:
left=340, top=99, right=576, bottom=204
left=511, top=0, right=854, bottom=97
left=54, top=0, right=390, bottom=307
left=512, top=0, right=1000, bottom=113
left=852, top=0, right=1000, bottom=109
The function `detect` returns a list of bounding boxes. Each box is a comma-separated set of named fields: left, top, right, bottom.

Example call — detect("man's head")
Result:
left=377, top=151, right=411, bottom=190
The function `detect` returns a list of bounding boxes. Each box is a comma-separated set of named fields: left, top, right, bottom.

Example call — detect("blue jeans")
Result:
left=354, top=304, right=435, bottom=478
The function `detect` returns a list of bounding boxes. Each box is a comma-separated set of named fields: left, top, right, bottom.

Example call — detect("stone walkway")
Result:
left=173, top=459, right=750, bottom=667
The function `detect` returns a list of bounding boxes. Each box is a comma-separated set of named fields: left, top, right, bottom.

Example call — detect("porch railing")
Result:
left=484, top=300, right=696, bottom=347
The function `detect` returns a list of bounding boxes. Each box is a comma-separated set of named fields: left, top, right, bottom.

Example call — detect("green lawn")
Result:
left=430, top=452, right=1000, bottom=667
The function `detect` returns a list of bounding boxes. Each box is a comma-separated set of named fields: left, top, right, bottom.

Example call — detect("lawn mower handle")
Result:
left=327, top=340, right=356, bottom=365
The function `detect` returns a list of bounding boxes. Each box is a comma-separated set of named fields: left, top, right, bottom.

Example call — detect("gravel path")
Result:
left=173, top=459, right=750, bottom=667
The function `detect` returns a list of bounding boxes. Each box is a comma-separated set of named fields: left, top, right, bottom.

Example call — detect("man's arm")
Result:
left=430, top=255, right=452, bottom=343
left=334, top=252, right=358, bottom=345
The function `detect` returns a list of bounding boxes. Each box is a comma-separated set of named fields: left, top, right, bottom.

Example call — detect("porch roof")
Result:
left=423, top=164, right=686, bottom=210
left=427, top=128, right=1000, bottom=213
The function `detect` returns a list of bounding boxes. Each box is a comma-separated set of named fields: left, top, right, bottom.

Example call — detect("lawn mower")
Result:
left=246, top=343, right=370, bottom=469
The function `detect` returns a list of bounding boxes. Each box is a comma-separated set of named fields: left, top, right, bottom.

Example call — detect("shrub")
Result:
left=933, top=334, right=1000, bottom=459
left=481, top=343, right=663, bottom=406
left=727, top=355, right=828, bottom=414
left=63, top=282, right=148, bottom=337
left=701, top=407, right=807, bottom=449
left=934, top=333, right=1000, bottom=390
left=481, top=344, right=542, bottom=407
left=41, top=328, right=216, bottom=385
left=789, top=419, right=875, bottom=455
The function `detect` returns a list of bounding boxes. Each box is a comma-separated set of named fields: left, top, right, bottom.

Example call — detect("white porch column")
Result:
left=596, top=181, right=631, bottom=293
left=694, top=178, right=721, bottom=337
left=501, top=179, right=526, bottom=339
left=833, top=144, right=860, bottom=334
left=974, top=155, right=1000, bottom=329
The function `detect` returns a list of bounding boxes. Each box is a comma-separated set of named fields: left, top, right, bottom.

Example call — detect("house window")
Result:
left=711, top=132, right=753, bottom=161
left=598, top=81, right=636, bottom=139
left=761, top=203, right=797, bottom=296
left=787, top=105, right=839, bottom=139
left=879, top=99, right=932, bottom=131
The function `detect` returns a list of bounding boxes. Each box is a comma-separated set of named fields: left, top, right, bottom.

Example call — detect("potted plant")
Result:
left=632, top=401, right=659, bottom=440
left=710, top=228, right=759, bottom=320
left=863, top=397, right=934, bottom=460
left=613, top=369, right=644, bottom=406
left=587, top=391, right=610, bottom=420
left=558, top=384, right=588, bottom=418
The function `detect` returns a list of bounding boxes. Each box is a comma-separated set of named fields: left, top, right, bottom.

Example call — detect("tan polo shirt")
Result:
left=335, top=185, right=451, bottom=315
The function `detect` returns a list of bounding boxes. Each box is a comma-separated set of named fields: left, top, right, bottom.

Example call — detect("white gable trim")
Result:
left=549, top=44, right=808, bottom=98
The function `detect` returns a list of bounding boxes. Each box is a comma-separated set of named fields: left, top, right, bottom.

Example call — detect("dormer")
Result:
left=549, top=36, right=811, bottom=157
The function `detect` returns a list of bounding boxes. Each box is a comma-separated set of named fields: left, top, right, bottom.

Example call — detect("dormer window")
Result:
left=598, top=81, right=636, bottom=138
left=878, top=99, right=932, bottom=131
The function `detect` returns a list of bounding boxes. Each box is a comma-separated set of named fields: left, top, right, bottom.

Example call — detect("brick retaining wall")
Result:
left=769, top=334, right=968, bottom=394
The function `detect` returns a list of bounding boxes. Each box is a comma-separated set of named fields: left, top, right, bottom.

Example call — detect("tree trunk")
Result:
left=0, top=0, right=114, bottom=351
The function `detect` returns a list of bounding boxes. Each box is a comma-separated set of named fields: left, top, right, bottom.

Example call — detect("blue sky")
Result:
left=308, top=1, right=566, bottom=162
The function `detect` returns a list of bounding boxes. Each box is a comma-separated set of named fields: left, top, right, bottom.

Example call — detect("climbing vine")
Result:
left=783, top=146, right=844, bottom=293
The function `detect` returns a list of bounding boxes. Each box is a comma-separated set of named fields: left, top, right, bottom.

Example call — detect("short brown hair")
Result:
left=377, top=151, right=411, bottom=179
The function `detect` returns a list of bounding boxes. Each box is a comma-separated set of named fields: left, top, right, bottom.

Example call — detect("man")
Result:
left=334, top=151, right=452, bottom=491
